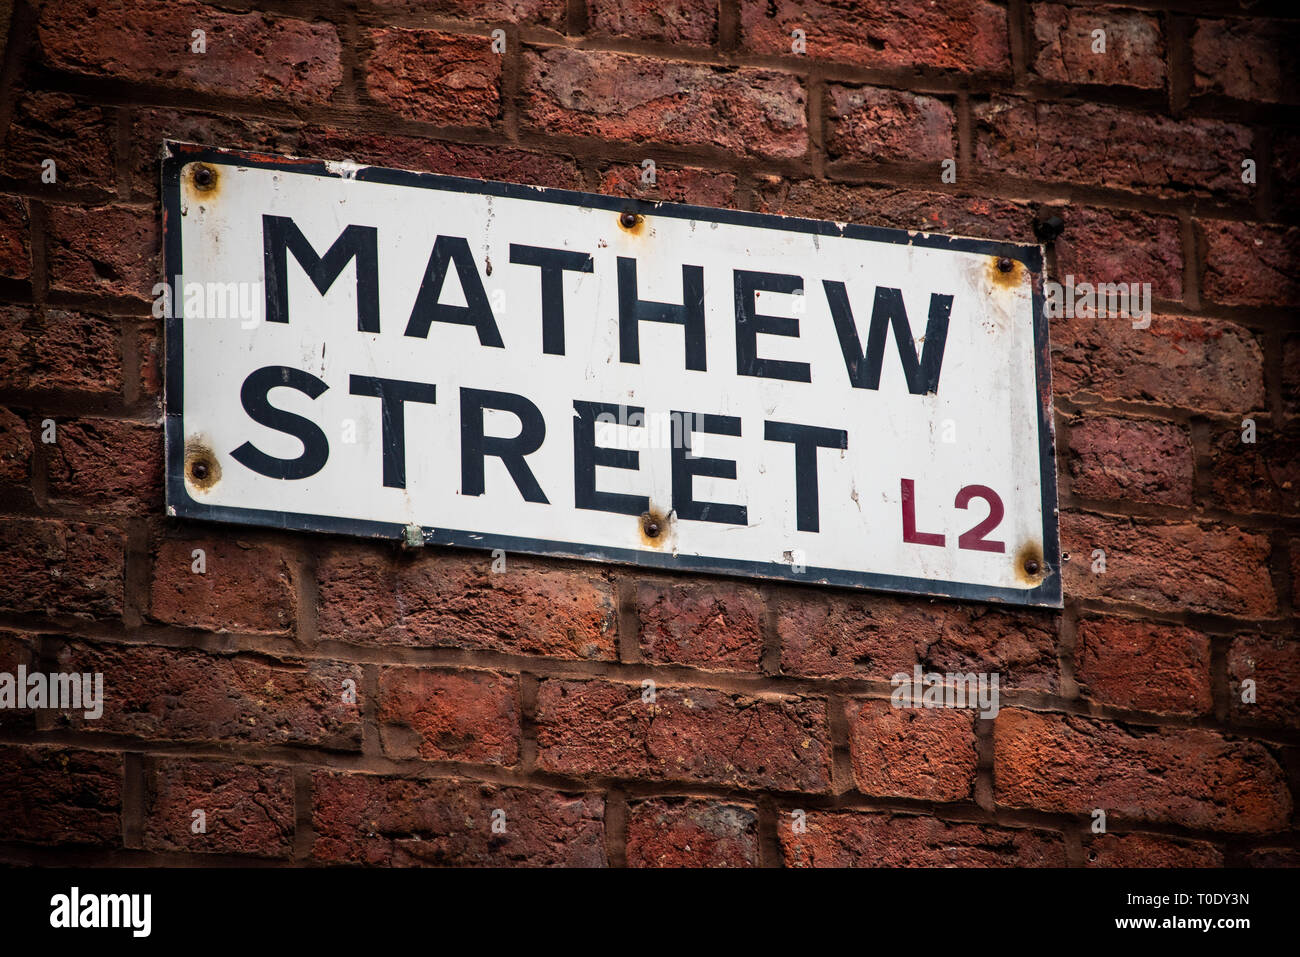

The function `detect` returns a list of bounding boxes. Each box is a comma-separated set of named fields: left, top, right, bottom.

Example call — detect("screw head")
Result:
left=1024, top=559, right=1041, bottom=576
left=193, top=165, right=215, bottom=190
left=620, top=212, right=639, bottom=229
left=644, top=521, right=660, bottom=537
left=1033, top=209, right=1066, bottom=243
left=997, top=256, right=1014, bottom=273
left=190, top=461, right=209, bottom=480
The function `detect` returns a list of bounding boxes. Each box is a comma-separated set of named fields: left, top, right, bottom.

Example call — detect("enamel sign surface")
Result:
left=162, top=143, right=1061, bottom=607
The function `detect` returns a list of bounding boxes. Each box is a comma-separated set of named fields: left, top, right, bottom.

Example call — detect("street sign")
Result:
left=162, top=142, right=1060, bottom=607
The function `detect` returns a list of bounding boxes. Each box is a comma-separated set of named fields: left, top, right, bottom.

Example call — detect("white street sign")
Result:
left=163, top=143, right=1060, bottom=606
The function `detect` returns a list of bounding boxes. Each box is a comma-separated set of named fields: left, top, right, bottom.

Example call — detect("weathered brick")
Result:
left=598, top=163, right=737, bottom=207
left=316, top=549, right=617, bottom=660
left=37, top=0, right=342, bottom=102
left=0, top=91, right=115, bottom=191
left=134, top=322, right=163, bottom=399
left=754, top=179, right=1033, bottom=241
left=0, top=408, right=32, bottom=487
left=625, top=798, right=759, bottom=867
left=143, top=758, right=294, bottom=858
left=298, top=127, right=583, bottom=189
left=1061, top=512, right=1275, bottom=618
left=521, top=48, right=806, bottom=159
left=825, top=85, right=955, bottom=163
left=46, top=204, right=158, bottom=300
left=1284, top=333, right=1300, bottom=419
left=1200, top=221, right=1300, bottom=308
left=995, top=709, right=1292, bottom=832
left=0, top=306, right=125, bottom=395
left=365, top=29, right=501, bottom=126
left=45, top=418, right=162, bottom=512
left=1207, top=423, right=1300, bottom=516
left=1067, top=415, right=1194, bottom=506
left=1030, top=4, right=1164, bottom=88
left=589, top=0, right=717, bottom=44
left=0, top=746, right=122, bottom=847
left=134, top=110, right=301, bottom=199
left=845, top=698, right=977, bottom=802
left=0, top=518, right=124, bottom=619
left=535, top=678, right=831, bottom=791
left=738, top=0, right=1010, bottom=74
left=779, top=592, right=1060, bottom=693
left=0, top=196, right=31, bottom=280
left=52, top=640, right=362, bottom=748
left=378, top=667, right=520, bottom=764
left=636, top=578, right=763, bottom=671
left=1052, top=206, right=1183, bottom=301
left=1051, top=313, right=1264, bottom=413
left=782, top=811, right=1065, bottom=867
left=369, top=0, right=564, bottom=28
left=1085, top=833, right=1223, bottom=867
left=1074, top=616, right=1213, bottom=715
left=0, top=631, right=35, bottom=729
left=148, top=538, right=297, bottom=634
left=311, top=771, right=606, bottom=866
left=976, top=98, right=1251, bottom=200
left=1246, top=846, right=1300, bottom=867
left=1192, top=17, right=1299, bottom=104
left=1228, top=634, right=1300, bottom=729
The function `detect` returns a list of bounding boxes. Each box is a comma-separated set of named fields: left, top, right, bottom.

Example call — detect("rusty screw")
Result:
left=644, top=520, right=660, bottom=538
left=193, top=165, right=215, bottom=190
left=996, top=256, right=1014, bottom=273
left=620, top=212, right=639, bottom=229
left=1024, top=559, right=1041, bottom=576
left=190, top=461, right=209, bottom=481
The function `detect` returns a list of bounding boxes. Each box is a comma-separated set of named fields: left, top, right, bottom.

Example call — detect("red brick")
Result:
left=779, top=593, right=1060, bottom=693
left=738, top=0, right=1010, bottom=74
left=976, top=98, right=1251, bottom=200
left=1192, top=17, right=1299, bottom=104
left=0, top=92, right=115, bottom=191
left=1030, top=5, right=1165, bottom=88
left=311, top=771, right=606, bottom=866
left=368, top=0, right=564, bottom=28
left=0, top=306, right=125, bottom=395
left=134, top=323, right=163, bottom=400
left=636, top=578, right=763, bottom=671
left=994, top=708, right=1292, bottom=832
left=1207, top=423, right=1300, bottom=516
left=754, top=179, right=1033, bottom=241
left=0, top=408, right=32, bottom=487
left=589, top=0, right=717, bottom=44
left=1061, top=512, right=1275, bottom=618
left=1074, top=616, right=1213, bottom=715
left=37, top=0, right=343, bottom=103
left=316, top=549, right=617, bottom=660
left=1284, top=333, right=1300, bottom=419
left=1199, top=220, right=1300, bottom=308
left=0, top=196, right=31, bottom=280
left=149, top=538, right=297, bottom=634
left=298, top=127, right=583, bottom=189
left=1273, top=130, right=1300, bottom=221
left=1085, top=833, right=1223, bottom=867
left=845, top=698, right=977, bottom=802
left=625, top=799, right=759, bottom=867
left=0, top=518, right=124, bottom=619
left=1067, top=415, right=1194, bottom=506
left=143, top=758, right=294, bottom=858
left=53, top=640, right=362, bottom=748
left=0, top=746, right=122, bottom=847
left=45, top=418, right=162, bottom=512
left=1228, top=634, right=1300, bottom=729
left=47, top=204, right=158, bottom=300
left=378, top=667, right=519, bottom=764
left=825, top=85, right=955, bottom=163
left=365, top=29, right=501, bottom=126
left=782, top=811, right=1065, bottom=867
left=1246, top=846, right=1300, bottom=867
left=1052, top=206, right=1183, bottom=301
left=535, top=678, right=831, bottom=791
left=0, top=631, right=35, bottom=730
left=598, top=163, right=737, bottom=207
left=134, top=110, right=301, bottom=199
left=1051, top=313, right=1264, bottom=413
left=521, top=48, right=806, bottom=159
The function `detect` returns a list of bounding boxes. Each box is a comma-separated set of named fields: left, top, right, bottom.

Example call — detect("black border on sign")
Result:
left=161, top=141, right=1062, bottom=608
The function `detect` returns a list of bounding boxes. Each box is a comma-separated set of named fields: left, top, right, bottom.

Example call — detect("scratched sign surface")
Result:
left=162, top=143, right=1061, bottom=607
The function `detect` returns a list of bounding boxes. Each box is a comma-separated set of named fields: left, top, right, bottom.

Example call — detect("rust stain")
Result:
left=185, top=162, right=221, bottom=199
left=618, top=211, right=646, bottom=235
left=1014, top=541, right=1046, bottom=585
left=639, top=507, right=672, bottom=548
left=988, top=255, right=1022, bottom=289
left=184, top=439, right=221, bottom=491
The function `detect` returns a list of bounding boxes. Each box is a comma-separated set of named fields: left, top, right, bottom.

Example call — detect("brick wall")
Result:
left=0, top=0, right=1296, bottom=867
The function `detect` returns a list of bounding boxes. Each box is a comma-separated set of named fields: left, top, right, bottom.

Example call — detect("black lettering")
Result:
left=671, top=411, right=746, bottom=525
left=764, top=420, right=847, bottom=532
left=349, top=375, right=438, bottom=489
left=823, top=282, right=953, bottom=395
left=509, top=244, right=593, bottom=355
left=735, top=270, right=811, bottom=382
left=618, top=256, right=707, bottom=371
left=262, top=215, right=379, bottom=331
left=572, top=401, right=649, bottom=516
left=230, top=365, right=330, bottom=480
left=406, top=235, right=503, bottom=346
left=460, top=387, right=549, bottom=503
